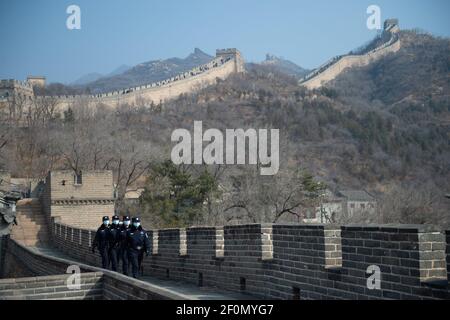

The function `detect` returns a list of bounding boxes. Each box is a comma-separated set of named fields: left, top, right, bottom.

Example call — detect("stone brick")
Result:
left=5, top=221, right=450, bottom=300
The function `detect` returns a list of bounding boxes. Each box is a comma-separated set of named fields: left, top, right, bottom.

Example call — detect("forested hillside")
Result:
left=1, top=30, right=449, bottom=227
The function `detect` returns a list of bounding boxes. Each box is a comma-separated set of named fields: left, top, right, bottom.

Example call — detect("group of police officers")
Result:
left=92, top=215, right=151, bottom=279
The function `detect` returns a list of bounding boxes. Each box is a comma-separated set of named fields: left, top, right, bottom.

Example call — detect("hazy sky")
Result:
left=0, top=0, right=449, bottom=83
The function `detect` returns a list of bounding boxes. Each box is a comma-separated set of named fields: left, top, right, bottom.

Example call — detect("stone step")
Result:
left=17, top=214, right=41, bottom=218
left=21, top=239, right=49, bottom=246
left=16, top=214, right=46, bottom=219
left=16, top=216, right=47, bottom=222
left=17, top=228, right=44, bottom=234
left=16, top=216, right=47, bottom=223
left=17, top=213, right=46, bottom=217
left=21, top=236, right=50, bottom=241
left=17, top=204, right=41, bottom=208
left=16, top=209, right=44, bottom=214
left=16, top=208, right=42, bottom=212
left=16, top=224, right=45, bottom=229
left=18, top=230, right=43, bottom=234
left=16, top=208, right=43, bottom=212
left=16, top=221, right=46, bottom=226
left=11, top=198, right=49, bottom=247
left=16, top=217, right=47, bottom=223
left=16, top=211, right=42, bottom=214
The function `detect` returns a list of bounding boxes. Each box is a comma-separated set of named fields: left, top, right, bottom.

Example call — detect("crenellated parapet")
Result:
left=54, top=49, right=242, bottom=110
left=1, top=49, right=244, bottom=112
left=48, top=221, right=450, bottom=300
left=216, top=48, right=245, bottom=73
left=299, top=19, right=401, bottom=90
left=2, top=238, right=188, bottom=299
left=0, top=79, right=34, bottom=101
left=0, top=79, right=34, bottom=90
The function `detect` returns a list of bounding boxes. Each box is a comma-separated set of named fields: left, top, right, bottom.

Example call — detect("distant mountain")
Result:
left=71, top=65, right=131, bottom=86
left=71, top=73, right=103, bottom=86
left=259, top=54, right=309, bottom=78
left=108, top=64, right=131, bottom=77
left=329, top=31, right=450, bottom=106
left=77, top=48, right=213, bottom=93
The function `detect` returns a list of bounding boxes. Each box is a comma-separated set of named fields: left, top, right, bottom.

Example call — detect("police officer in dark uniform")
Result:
left=92, top=216, right=110, bottom=269
left=119, top=215, right=131, bottom=276
left=108, top=215, right=121, bottom=272
left=126, top=217, right=151, bottom=279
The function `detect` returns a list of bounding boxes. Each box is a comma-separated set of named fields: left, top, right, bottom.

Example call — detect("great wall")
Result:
left=0, top=20, right=402, bottom=115
left=1, top=170, right=450, bottom=300
left=298, top=19, right=401, bottom=90
left=0, top=48, right=245, bottom=112
left=2, top=19, right=449, bottom=300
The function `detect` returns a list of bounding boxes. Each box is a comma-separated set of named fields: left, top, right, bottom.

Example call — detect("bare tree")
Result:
left=379, top=183, right=449, bottom=226
left=224, top=167, right=326, bottom=224
left=6, top=93, right=28, bottom=127
left=109, top=138, right=153, bottom=207
left=34, top=96, right=60, bottom=125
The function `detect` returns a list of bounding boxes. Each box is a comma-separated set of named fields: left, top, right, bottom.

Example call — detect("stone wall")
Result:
left=0, top=272, right=103, bottom=300
left=51, top=221, right=101, bottom=266
left=46, top=170, right=114, bottom=200
left=0, top=79, right=34, bottom=100
left=446, top=231, right=450, bottom=282
left=51, top=205, right=114, bottom=229
left=1, top=49, right=244, bottom=114
left=102, top=275, right=177, bottom=300
left=50, top=221, right=450, bottom=300
left=3, top=239, right=91, bottom=277
left=48, top=49, right=244, bottom=111
left=3, top=238, right=189, bottom=299
left=0, top=236, right=11, bottom=278
left=0, top=270, right=175, bottom=300
left=300, top=35, right=401, bottom=89
left=40, top=170, right=115, bottom=228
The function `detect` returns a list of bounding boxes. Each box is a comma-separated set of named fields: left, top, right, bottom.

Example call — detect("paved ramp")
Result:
left=28, top=245, right=256, bottom=300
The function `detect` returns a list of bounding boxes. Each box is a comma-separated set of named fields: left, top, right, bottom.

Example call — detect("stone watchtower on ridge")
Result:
left=0, top=76, right=45, bottom=109
left=384, top=18, right=400, bottom=33
left=40, top=171, right=115, bottom=229
left=216, top=48, right=245, bottom=73
left=0, top=79, right=34, bottom=102
left=26, top=76, right=46, bottom=88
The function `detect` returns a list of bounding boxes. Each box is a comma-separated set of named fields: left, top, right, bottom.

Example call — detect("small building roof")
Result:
left=337, top=190, right=375, bottom=202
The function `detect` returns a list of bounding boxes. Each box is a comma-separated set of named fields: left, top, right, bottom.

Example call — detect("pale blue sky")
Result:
left=0, top=0, right=449, bottom=83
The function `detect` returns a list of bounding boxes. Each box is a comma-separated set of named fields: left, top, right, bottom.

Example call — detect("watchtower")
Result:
left=384, top=19, right=400, bottom=33
left=40, top=170, right=115, bottom=229
left=27, top=76, right=46, bottom=88
left=216, top=48, right=245, bottom=73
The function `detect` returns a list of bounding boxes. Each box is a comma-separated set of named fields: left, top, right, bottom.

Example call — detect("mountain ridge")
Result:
left=260, top=54, right=309, bottom=78
left=76, top=48, right=214, bottom=93
left=71, top=64, right=131, bottom=86
left=72, top=49, right=310, bottom=93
